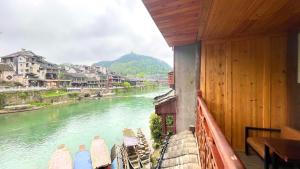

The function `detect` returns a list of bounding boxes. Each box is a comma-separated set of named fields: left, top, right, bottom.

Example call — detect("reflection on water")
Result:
left=0, top=88, right=168, bottom=169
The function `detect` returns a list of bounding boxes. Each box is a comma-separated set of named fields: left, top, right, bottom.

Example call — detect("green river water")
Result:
left=0, top=88, right=167, bottom=169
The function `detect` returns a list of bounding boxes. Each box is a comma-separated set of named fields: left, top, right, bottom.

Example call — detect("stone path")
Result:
left=161, top=130, right=200, bottom=169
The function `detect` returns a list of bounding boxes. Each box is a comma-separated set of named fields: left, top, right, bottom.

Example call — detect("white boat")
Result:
left=111, top=144, right=124, bottom=169
left=90, top=136, right=111, bottom=169
left=48, top=144, right=72, bottom=169
left=137, top=129, right=151, bottom=169
left=123, top=128, right=141, bottom=169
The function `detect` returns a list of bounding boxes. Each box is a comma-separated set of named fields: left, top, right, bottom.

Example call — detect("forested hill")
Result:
left=94, top=53, right=171, bottom=76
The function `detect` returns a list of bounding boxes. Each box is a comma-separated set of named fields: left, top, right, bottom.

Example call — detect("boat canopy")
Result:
left=123, top=128, right=138, bottom=147
left=123, top=136, right=138, bottom=147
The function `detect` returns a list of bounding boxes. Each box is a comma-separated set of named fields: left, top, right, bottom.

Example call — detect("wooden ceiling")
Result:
left=143, top=0, right=202, bottom=46
left=143, top=0, right=300, bottom=47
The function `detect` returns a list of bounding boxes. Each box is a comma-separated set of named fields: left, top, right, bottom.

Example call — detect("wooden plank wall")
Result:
left=287, top=32, right=300, bottom=130
left=200, top=33, right=287, bottom=150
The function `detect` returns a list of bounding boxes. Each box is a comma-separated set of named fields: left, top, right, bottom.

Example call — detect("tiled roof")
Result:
left=154, top=90, right=175, bottom=106
left=1, top=49, right=41, bottom=58
left=161, top=131, right=200, bottom=169
left=64, top=73, right=86, bottom=78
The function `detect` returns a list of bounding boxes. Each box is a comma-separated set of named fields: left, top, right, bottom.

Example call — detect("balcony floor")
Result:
left=236, top=152, right=264, bottom=169
left=237, top=151, right=300, bottom=169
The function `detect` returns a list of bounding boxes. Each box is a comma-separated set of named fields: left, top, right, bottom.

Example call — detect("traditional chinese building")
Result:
left=144, top=0, right=300, bottom=168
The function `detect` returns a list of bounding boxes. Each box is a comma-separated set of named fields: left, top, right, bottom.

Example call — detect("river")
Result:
left=0, top=88, right=167, bottom=169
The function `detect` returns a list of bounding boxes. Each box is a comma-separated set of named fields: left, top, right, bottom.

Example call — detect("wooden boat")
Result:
left=48, top=144, right=72, bottom=169
left=74, top=145, right=93, bottom=169
left=136, top=129, right=151, bottom=169
left=111, top=144, right=124, bottom=169
left=123, top=128, right=141, bottom=169
left=91, top=136, right=111, bottom=169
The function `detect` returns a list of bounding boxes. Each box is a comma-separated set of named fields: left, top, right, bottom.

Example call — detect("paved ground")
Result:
left=237, top=151, right=264, bottom=169
left=161, top=130, right=200, bottom=169
left=237, top=151, right=300, bottom=169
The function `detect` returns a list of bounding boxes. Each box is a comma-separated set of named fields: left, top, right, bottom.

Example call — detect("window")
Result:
left=166, top=115, right=174, bottom=126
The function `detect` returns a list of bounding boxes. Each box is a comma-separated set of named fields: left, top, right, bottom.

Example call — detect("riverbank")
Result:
left=0, top=88, right=167, bottom=169
left=0, top=85, right=161, bottom=114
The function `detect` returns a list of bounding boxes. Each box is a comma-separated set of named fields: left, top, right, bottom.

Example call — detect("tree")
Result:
left=58, top=73, right=65, bottom=79
left=136, top=72, right=145, bottom=78
left=122, top=81, right=131, bottom=88
left=149, top=112, right=162, bottom=147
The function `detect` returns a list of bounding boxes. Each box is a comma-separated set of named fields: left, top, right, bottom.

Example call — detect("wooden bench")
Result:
left=245, top=126, right=300, bottom=158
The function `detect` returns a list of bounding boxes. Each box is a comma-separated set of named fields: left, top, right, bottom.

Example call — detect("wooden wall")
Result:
left=287, top=32, right=300, bottom=130
left=200, top=33, right=288, bottom=150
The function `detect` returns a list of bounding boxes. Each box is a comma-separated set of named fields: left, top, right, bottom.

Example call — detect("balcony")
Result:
left=167, top=71, right=174, bottom=89
left=156, top=92, right=245, bottom=169
left=196, top=92, right=245, bottom=169
left=143, top=1, right=300, bottom=168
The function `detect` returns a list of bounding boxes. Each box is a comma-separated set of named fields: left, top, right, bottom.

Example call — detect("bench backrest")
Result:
left=281, top=126, right=300, bottom=140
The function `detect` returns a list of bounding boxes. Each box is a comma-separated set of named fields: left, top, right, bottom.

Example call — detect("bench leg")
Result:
left=245, top=142, right=249, bottom=155
left=264, top=145, right=270, bottom=169
left=271, top=153, right=279, bottom=169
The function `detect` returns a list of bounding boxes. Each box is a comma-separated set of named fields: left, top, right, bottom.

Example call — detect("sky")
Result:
left=0, top=0, right=173, bottom=66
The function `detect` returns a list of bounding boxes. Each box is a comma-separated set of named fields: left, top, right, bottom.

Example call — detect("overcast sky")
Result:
left=0, top=0, right=173, bottom=66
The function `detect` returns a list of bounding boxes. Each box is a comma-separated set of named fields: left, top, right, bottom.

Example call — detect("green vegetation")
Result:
left=166, top=115, right=174, bottom=126
left=149, top=112, right=163, bottom=148
left=58, top=72, right=65, bottom=79
left=144, top=80, right=155, bottom=87
left=30, top=102, right=50, bottom=107
left=0, top=94, right=6, bottom=109
left=41, top=90, right=67, bottom=98
left=0, top=80, right=23, bottom=87
left=150, top=148, right=160, bottom=167
left=94, top=53, right=171, bottom=76
left=122, top=82, right=131, bottom=88
left=166, top=115, right=174, bottom=135
left=136, top=72, right=145, bottom=78
left=18, top=92, right=29, bottom=100
left=67, top=92, right=79, bottom=98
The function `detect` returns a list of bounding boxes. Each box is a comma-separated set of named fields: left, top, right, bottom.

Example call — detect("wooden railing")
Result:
left=196, top=94, right=245, bottom=169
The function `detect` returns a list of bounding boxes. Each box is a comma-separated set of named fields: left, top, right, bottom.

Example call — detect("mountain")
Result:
left=94, top=53, right=172, bottom=76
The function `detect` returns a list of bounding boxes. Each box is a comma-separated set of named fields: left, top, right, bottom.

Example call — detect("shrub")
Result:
left=68, top=92, right=79, bottom=98
left=41, top=90, right=67, bottom=98
left=149, top=112, right=162, bottom=147
left=122, top=82, right=131, bottom=88
left=18, top=92, right=29, bottom=100
left=0, top=94, right=5, bottom=109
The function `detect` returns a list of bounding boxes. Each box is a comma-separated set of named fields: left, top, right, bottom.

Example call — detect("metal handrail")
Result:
left=155, top=136, right=170, bottom=169
left=196, top=95, right=245, bottom=169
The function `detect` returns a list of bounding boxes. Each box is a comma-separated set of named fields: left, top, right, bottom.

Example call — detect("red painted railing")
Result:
left=196, top=94, right=245, bottom=169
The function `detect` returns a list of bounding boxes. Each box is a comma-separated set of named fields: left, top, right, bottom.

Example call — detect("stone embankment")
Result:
left=0, top=85, right=159, bottom=114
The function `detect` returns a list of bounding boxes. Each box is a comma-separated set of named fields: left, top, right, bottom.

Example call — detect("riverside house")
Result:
left=0, top=63, right=14, bottom=82
left=144, top=0, right=300, bottom=168
left=1, top=49, right=61, bottom=87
